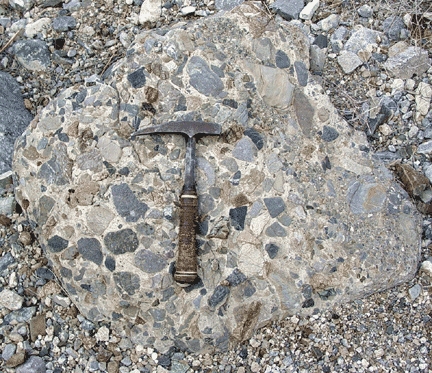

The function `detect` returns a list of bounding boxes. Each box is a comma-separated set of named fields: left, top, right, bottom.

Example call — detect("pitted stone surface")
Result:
left=13, top=4, right=421, bottom=353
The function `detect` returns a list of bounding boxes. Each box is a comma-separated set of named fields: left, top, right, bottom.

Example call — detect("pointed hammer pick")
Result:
left=131, top=121, right=222, bottom=287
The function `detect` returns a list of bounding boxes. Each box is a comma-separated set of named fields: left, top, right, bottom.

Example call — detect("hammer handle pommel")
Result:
left=174, top=187, right=198, bottom=285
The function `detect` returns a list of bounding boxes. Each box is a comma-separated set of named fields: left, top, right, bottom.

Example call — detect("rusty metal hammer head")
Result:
left=131, top=121, right=221, bottom=140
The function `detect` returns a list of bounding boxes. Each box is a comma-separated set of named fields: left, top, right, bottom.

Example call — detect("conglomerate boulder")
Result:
left=13, top=4, right=421, bottom=353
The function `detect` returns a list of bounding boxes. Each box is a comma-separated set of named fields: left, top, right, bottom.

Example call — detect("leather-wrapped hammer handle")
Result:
left=174, top=186, right=198, bottom=285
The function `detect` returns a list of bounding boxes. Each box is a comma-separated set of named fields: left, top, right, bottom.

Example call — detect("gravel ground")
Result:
left=0, top=0, right=431, bottom=372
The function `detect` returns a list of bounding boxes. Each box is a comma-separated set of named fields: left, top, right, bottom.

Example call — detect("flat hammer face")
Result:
left=131, top=121, right=221, bottom=287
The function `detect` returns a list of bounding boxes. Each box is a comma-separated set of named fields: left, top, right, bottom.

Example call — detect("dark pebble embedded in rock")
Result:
left=134, top=249, right=167, bottom=273
left=226, top=268, right=247, bottom=286
left=270, top=0, right=304, bottom=20
left=111, top=183, right=148, bottom=222
left=321, top=126, right=339, bottom=142
left=104, top=229, right=139, bottom=255
left=229, top=206, right=247, bottom=231
left=127, top=67, right=146, bottom=89
left=230, top=170, right=241, bottom=186
left=294, top=61, right=308, bottom=87
left=276, top=50, right=290, bottom=69
left=232, top=137, right=257, bottom=162
left=265, top=243, right=279, bottom=259
left=222, top=98, right=238, bottom=109
left=105, top=257, right=116, bottom=271
left=244, top=128, right=264, bottom=150
left=208, top=285, right=230, bottom=308
left=263, top=197, right=286, bottom=218
left=187, top=56, right=224, bottom=97
left=265, top=222, right=287, bottom=237
left=113, top=272, right=140, bottom=296
left=47, top=235, right=68, bottom=253
left=77, top=237, right=103, bottom=265
left=52, top=16, right=77, bottom=31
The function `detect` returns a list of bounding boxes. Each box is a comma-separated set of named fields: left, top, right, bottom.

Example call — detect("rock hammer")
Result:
left=131, top=121, right=222, bottom=286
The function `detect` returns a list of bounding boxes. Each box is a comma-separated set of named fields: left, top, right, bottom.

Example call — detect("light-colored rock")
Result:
left=415, top=82, right=432, bottom=120
left=24, top=17, right=51, bottom=38
left=0, top=289, right=23, bottom=310
left=318, top=14, right=339, bottom=32
left=299, top=0, right=319, bottom=20
left=337, top=50, right=363, bottom=74
left=139, top=0, right=161, bottom=24
left=13, top=3, right=421, bottom=354
left=417, top=140, right=432, bottom=154
left=384, top=46, right=430, bottom=79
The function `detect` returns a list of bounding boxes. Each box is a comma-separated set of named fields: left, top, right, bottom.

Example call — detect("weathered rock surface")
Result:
left=0, top=72, right=33, bottom=174
left=13, top=4, right=421, bottom=353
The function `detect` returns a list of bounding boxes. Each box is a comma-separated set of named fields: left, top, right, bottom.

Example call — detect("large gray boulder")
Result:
left=13, top=4, right=421, bottom=353
left=0, top=71, right=33, bottom=174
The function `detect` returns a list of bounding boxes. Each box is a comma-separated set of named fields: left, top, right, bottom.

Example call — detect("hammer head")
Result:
left=131, top=121, right=221, bottom=140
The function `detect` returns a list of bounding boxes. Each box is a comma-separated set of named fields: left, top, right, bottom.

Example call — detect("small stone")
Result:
left=95, top=326, right=110, bottom=342
left=52, top=294, right=71, bottom=307
left=408, top=284, right=421, bottom=300
left=187, top=56, right=224, bottom=97
left=337, top=50, right=363, bottom=74
left=265, top=243, right=279, bottom=259
left=420, top=259, right=432, bottom=276
left=321, top=126, right=339, bottom=142
left=139, top=0, right=161, bottom=23
left=358, top=4, right=373, bottom=17
left=265, top=222, right=287, bottom=237
left=232, top=137, right=257, bottom=162
left=113, top=272, right=140, bottom=296
left=318, top=14, right=339, bottom=32
left=294, top=61, right=308, bottom=87
left=270, top=0, right=304, bottom=21
left=16, top=356, right=46, bottom=373
left=30, top=314, right=46, bottom=341
left=415, top=82, right=432, bottom=119
left=18, top=231, right=33, bottom=246
left=299, top=0, right=319, bottom=20
left=127, top=67, right=146, bottom=89
left=275, top=50, right=290, bottom=69
left=0, top=252, right=16, bottom=272
left=47, top=235, right=68, bottom=253
left=0, top=196, right=16, bottom=215
left=134, top=250, right=167, bottom=273
left=384, top=46, right=429, bottom=79
left=180, top=6, right=195, bottom=15
left=111, top=183, right=148, bottom=222
left=382, top=16, right=405, bottom=41
left=77, top=237, right=103, bottom=265
left=263, top=197, right=286, bottom=218
left=13, top=40, right=51, bottom=71
left=52, top=16, right=76, bottom=32
left=0, top=289, right=23, bottom=310
left=244, top=128, right=264, bottom=150
left=418, top=140, right=432, bottom=154
left=208, top=285, right=230, bottom=308
left=2, top=343, right=16, bottom=362
left=104, top=229, right=139, bottom=255
left=214, top=0, right=243, bottom=11
left=229, top=206, right=248, bottom=231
